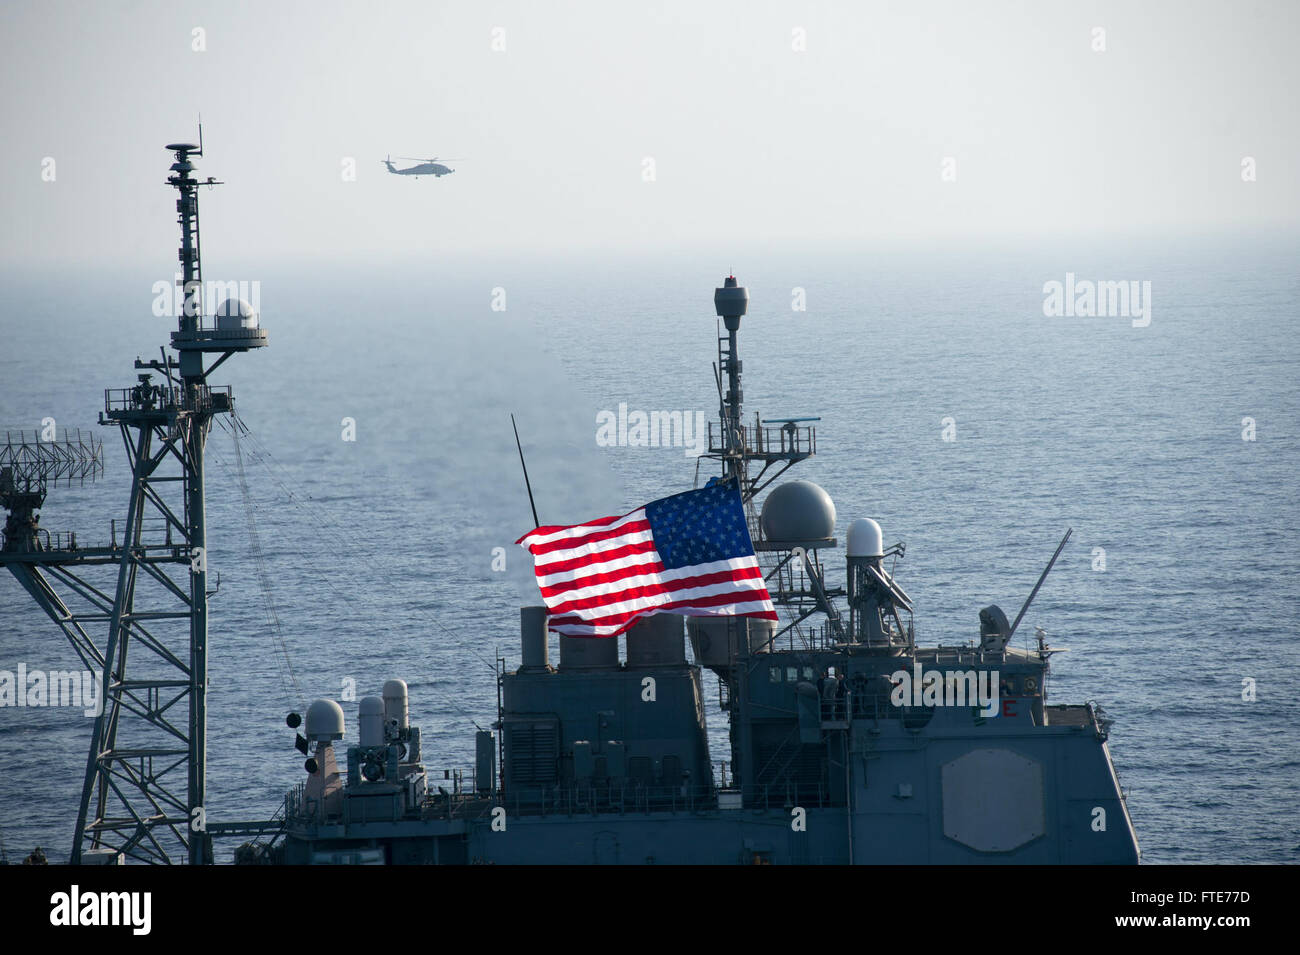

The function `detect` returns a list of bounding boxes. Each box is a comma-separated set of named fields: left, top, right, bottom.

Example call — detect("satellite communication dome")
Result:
left=214, top=297, right=259, bottom=331
left=760, top=480, right=836, bottom=544
left=846, top=518, right=885, bottom=558
left=304, top=698, right=345, bottom=742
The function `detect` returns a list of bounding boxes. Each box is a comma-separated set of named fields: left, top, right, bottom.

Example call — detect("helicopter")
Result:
left=382, top=155, right=458, bottom=178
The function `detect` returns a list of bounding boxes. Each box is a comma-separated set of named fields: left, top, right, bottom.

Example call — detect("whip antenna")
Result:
left=511, top=413, right=540, bottom=528
left=1008, top=528, right=1073, bottom=639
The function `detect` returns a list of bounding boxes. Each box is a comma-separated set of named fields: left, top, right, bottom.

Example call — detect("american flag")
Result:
left=516, top=480, right=778, bottom=637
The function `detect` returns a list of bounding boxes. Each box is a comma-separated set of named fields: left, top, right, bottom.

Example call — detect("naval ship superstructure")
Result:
left=1, top=141, right=1140, bottom=865
left=277, top=278, right=1142, bottom=865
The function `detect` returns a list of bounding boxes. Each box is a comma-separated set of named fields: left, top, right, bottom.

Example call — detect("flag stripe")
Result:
left=545, top=566, right=768, bottom=616
left=536, top=548, right=662, bottom=589
left=518, top=509, right=641, bottom=542
left=518, top=510, right=648, bottom=552
left=516, top=483, right=775, bottom=638
left=532, top=528, right=655, bottom=567
left=539, top=556, right=762, bottom=603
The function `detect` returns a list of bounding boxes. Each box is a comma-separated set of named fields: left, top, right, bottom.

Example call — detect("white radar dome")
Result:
left=846, top=518, right=884, bottom=558
left=760, top=480, right=836, bottom=544
left=214, top=297, right=259, bottom=331
left=304, top=698, right=345, bottom=742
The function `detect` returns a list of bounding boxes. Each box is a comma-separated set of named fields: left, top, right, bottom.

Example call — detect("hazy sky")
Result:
left=2, top=0, right=1297, bottom=269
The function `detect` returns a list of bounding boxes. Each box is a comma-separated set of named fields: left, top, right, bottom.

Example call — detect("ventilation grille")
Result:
left=505, top=718, right=559, bottom=785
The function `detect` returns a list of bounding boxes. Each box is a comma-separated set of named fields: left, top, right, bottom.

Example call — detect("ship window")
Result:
left=786, top=667, right=799, bottom=683
left=769, top=666, right=782, bottom=683
left=802, top=666, right=814, bottom=681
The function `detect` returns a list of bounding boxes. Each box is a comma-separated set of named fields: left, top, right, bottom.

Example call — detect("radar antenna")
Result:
left=1, top=429, right=104, bottom=550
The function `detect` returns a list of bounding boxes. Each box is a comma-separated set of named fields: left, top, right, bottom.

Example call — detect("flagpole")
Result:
left=511, top=413, right=540, bottom=528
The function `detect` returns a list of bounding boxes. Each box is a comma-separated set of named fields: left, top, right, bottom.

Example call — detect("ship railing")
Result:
left=103, top=383, right=232, bottom=416
left=498, top=783, right=711, bottom=818
left=264, top=799, right=290, bottom=848
left=174, top=312, right=267, bottom=337
left=845, top=693, right=915, bottom=721
left=5, top=516, right=185, bottom=553
left=727, top=781, right=833, bottom=811
left=46, top=529, right=79, bottom=550
left=808, top=621, right=840, bottom=651
left=746, top=595, right=843, bottom=652
left=109, top=516, right=185, bottom=550
left=820, top=696, right=850, bottom=724
left=202, top=384, right=234, bottom=412
left=104, top=384, right=182, bottom=414
left=927, top=646, right=993, bottom=665
left=964, top=643, right=1051, bottom=665
left=547, top=783, right=715, bottom=816
left=785, top=620, right=839, bottom=653
left=0, top=528, right=81, bottom=552
left=752, top=420, right=816, bottom=457
left=284, top=782, right=307, bottom=823
left=705, top=421, right=732, bottom=456
left=705, top=419, right=817, bottom=459
left=496, top=781, right=840, bottom=818
left=282, top=781, right=345, bottom=828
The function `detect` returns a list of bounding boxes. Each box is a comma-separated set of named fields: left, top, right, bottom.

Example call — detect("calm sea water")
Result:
left=2, top=237, right=1298, bottom=863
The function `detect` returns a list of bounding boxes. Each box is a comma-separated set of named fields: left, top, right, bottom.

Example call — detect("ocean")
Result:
left=1, top=235, right=1297, bottom=863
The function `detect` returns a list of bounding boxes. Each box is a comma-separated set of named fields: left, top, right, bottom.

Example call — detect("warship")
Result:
left=1, top=141, right=1141, bottom=865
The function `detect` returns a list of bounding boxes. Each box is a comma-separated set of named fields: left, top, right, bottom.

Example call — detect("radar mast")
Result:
left=0, top=135, right=267, bottom=864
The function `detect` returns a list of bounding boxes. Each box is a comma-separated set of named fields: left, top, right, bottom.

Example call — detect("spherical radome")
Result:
left=846, top=518, right=884, bottom=558
left=305, top=698, right=345, bottom=742
left=760, top=480, right=836, bottom=543
left=214, top=297, right=259, bottom=331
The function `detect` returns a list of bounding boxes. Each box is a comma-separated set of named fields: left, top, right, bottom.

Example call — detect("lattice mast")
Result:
left=0, top=136, right=267, bottom=864
left=69, top=138, right=268, bottom=864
